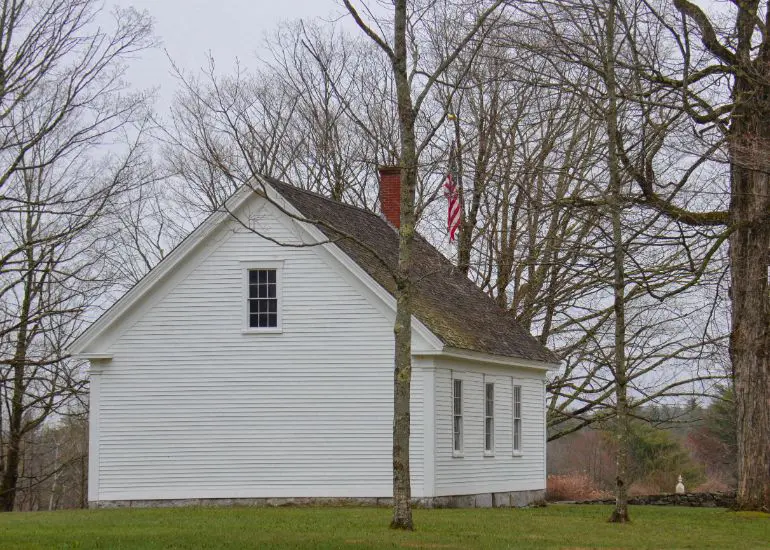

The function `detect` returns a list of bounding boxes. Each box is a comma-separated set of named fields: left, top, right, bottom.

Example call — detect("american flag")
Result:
left=444, top=145, right=461, bottom=242
left=444, top=172, right=461, bottom=242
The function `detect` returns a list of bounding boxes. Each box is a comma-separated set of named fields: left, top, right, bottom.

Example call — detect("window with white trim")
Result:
left=452, top=378, right=463, bottom=454
left=242, top=262, right=283, bottom=332
left=513, top=384, right=522, bottom=454
left=248, top=269, right=278, bottom=328
left=484, top=382, right=494, bottom=454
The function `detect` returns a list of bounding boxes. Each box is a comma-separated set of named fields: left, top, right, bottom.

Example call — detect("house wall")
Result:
left=432, top=358, right=547, bottom=496
left=90, top=199, right=431, bottom=503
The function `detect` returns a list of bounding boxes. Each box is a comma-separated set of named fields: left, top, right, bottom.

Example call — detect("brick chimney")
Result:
left=378, top=165, right=401, bottom=228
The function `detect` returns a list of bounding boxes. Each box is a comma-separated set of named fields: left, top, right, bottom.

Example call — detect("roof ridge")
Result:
left=263, top=175, right=391, bottom=223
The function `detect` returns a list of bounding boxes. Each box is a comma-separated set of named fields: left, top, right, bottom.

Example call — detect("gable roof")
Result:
left=263, top=176, right=558, bottom=364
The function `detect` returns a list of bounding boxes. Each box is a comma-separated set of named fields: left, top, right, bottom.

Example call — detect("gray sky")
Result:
left=116, top=0, right=350, bottom=109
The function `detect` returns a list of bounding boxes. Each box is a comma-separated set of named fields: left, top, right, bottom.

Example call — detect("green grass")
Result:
left=0, top=505, right=767, bottom=549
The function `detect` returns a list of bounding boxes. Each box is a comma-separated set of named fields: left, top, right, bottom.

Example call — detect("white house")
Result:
left=70, top=168, right=559, bottom=508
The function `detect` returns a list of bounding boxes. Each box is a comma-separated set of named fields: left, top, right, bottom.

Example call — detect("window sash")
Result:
left=484, top=382, right=494, bottom=452
left=247, top=269, right=278, bottom=328
left=513, top=384, right=522, bottom=453
left=452, top=379, right=463, bottom=453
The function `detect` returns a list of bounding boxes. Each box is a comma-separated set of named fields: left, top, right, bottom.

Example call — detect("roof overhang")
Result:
left=71, top=353, right=113, bottom=361
left=414, top=347, right=561, bottom=372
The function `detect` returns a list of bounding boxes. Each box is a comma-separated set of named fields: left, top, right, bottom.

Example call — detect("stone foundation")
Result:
left=89, top=490, right=545, bottom=510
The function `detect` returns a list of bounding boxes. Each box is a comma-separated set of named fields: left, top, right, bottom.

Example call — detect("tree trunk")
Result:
left=729, top=72, right=770, bottom=511
left=0, top=361, right=24, bottom=512
left=389, top=0, right=415, bottom=530
left=0, top=266, right=33, bottom=512
left=604, top=0, right=630, bottom=523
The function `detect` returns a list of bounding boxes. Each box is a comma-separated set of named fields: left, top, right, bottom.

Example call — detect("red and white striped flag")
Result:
left=444, top=172, right=461, bottom=242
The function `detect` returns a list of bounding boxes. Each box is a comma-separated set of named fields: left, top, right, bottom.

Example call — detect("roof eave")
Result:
left=414, top=347, right=561, bottom=372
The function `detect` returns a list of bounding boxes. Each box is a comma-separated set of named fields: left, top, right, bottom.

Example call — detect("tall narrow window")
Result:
left=513, top=384, right=522, bottom=454
left=248, top=269, right=278, bottom=328
left=484, top=382, right=494, bottom=454
left=452, top=378, right=463, bottom=454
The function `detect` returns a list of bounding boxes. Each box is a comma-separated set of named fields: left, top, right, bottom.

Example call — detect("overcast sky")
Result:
left=116, top=0, right=352, bottom=109
left=117, top=0, right=724, bottom=112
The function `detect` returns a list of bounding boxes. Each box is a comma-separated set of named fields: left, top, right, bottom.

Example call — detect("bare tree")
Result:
left=604, top=0, right=631, bottom=522
left=481, top=0, right=734, bottom=519
left=630, top=0, right=770, bottom=511
left=102, top=178, right=185, bottom=291
left=0, top=0, right=155, bottom=511
left=341, top=0, right=505, bottom=529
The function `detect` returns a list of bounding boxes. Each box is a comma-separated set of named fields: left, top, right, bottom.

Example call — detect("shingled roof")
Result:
left=264, top=176, right=558, bottom=364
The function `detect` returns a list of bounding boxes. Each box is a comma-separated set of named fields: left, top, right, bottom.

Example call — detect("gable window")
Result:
left=513, top=384, right=522, bottom=455
left=249, top=269, right=277, bottom=328
left=242, top=262, right=283, bottom=332
left=484, top=381, right=494, bottom=455
left=452, top=378, right=463, bottom=455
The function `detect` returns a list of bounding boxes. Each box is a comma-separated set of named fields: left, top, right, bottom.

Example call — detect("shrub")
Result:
left=694, top=479, right=732, bottom=493
left=546, top=473, right=611, bottom=501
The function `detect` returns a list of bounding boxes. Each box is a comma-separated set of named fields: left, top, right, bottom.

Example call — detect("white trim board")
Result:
left=414, top=348, right=560, bottom=372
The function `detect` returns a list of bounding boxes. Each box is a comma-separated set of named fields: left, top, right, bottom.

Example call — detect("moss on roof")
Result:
left=266, top=176, right=558, bottom=364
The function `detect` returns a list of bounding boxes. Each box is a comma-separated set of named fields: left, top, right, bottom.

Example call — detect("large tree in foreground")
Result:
left=622, top=0, right=769, bottom=511
left=341, top=0, right=504, bottom=529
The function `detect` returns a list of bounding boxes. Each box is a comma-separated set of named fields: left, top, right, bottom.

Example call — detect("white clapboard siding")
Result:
left=433, top=359, right=546, bottom=495
left=94, top=200, right=425, bottom=501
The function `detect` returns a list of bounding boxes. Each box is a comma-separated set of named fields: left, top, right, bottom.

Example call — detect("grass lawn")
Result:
left=0, top=505, right=767, bottom=549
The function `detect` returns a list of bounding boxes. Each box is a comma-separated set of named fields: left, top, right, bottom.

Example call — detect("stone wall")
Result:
left=572, top=492, right=736, bottom=508
left=90, top=490, right=546, bottom=510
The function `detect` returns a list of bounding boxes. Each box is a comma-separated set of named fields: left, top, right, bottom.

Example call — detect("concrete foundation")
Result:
left=89, top=490, right=546, bottom=510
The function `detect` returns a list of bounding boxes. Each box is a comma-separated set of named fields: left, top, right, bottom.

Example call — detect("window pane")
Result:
left=267, top=313, right=277, bottom=327
left=453, top=380, right=462, bottom=414
left=267, top=300, right=277, bottom=313
left=249, top=313, right=260, bottom=327
left=453, top=418, right=461, bottom=451
left=514, top=419, right=521, bottom=451
left=267, top=284, right=276, bottom=298
left=258, top=270, right=267, bottom=284
left=514, top=385, right=522, bottom=419
left=267, top=270, right=276, bottom=284
left=249, top=271, right=260, bottom=285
